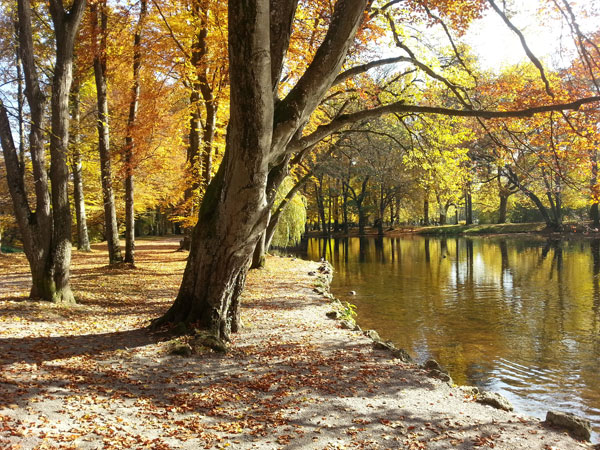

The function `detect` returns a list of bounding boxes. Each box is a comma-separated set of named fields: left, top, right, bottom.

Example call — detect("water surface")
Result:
left=301, top=236, right=600, bottom=440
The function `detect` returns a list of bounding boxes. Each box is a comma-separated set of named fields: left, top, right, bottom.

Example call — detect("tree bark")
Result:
left=423, top=195, right=429, bottom=225
left=92, top=1, right=122, bottom=264
left=70, top=81, right=91, bottom=252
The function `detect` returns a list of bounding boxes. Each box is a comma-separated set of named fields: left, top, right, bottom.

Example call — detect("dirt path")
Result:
left=0, top=238, right=592, bottom=449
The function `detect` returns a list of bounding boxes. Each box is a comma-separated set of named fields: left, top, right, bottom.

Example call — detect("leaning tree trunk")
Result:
left=93, top=1, right=122, bottom=264
left=156, top=0, right=367, bottom=339
left=154, top=0, right=274, bottom=339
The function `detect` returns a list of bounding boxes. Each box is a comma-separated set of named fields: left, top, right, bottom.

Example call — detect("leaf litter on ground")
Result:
left=0, top=237, right=592, bottom=449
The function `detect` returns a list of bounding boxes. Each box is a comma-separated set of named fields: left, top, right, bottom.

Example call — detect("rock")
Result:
left=476, top=391, right=513, bottom=412
left=353, top=324, right=362, bottom=332
left=545, top=410, right=591, bottom=441
left=458, top=386, right=479, bottom=396
left=169, top=342, right=192, bottom=356
left=308, top=271, right=316, bottom=276
left=372, top=340, right=412, bottom=362
left=421, top=359, right=452, bottom=383
left=326, top=310, right=341, bottom=319
left=364, top=329, right=381, bottom=341
left=422, top=359, right=445, bottom=373
left=428, top=369, right=453, bottom=384
left=391, top=348, right=412, bottom=363
left=373, top=340, right=396, bottom=351
left=340, top=320, right=354, bottom=330
left=192, top=332, right=228, bottom=353
left=349, top=290, right=357, bottom=295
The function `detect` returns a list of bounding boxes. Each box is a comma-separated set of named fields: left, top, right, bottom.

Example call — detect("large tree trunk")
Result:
left=70, top=82, right=91, bottom=252
left=1, top=0, right=85, bottom=303
left=156, top=0, right=366, bottom=338
left=154, top=0, right=274, bottom=339
left=93, top=1, right=122, bottom=264
left=124, top=0, right=147, bottom=264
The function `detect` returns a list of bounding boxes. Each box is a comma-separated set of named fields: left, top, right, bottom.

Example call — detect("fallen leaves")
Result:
left=0, top=240, right=591, bottom=449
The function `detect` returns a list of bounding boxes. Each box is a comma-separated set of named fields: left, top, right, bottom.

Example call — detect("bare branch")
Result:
left=487, top=0, right=553, bottom=97
left=333, top=56, right=411, bottom=85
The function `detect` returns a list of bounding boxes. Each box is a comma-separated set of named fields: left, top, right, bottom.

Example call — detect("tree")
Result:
left=269, top=176, right=307, bottom=248
left=70, top=79, right=91, bottom=251
left=92, top=0, right=122, bottom=264
left=123, top=0, right=148, bottom=264
left=0, top=0, right=86, bottom=302
left=154, top=0, right=372, bottom=338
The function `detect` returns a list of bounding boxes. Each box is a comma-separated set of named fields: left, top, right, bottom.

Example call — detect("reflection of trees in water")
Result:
left=359, top=237, right=369, bottom=263
left=375, top=236, right=384, bottom=263
left=303, top=236, right=600, bottom=426
left=466, top=238, right=474, bottom=285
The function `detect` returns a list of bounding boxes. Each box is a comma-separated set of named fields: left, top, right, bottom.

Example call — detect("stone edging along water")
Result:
left=308, top=259, right=594, bottom=444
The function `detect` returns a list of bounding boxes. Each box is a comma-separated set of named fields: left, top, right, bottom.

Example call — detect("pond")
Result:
left=299, top=235, right=600, bottom=440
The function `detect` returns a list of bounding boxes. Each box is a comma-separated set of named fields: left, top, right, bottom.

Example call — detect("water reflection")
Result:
left=302, top=236, right=600, bottom=439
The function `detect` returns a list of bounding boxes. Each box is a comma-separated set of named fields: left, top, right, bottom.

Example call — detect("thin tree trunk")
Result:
left=93, top=1, right=122, bottom=264
left=14, top=21, right=26, bottom=172
left=423, top=195, right=429, bottom=225
left=342, top=187, right=349, bottom=234
left=70, top=81, right=91, bottom=251
left=123, top=0, right=147, bottom=264
left=498, top=192, right=509, bottom=224
left=315, top=180, right=327, bottom=233
left=465, top=186, right=473, bottom=225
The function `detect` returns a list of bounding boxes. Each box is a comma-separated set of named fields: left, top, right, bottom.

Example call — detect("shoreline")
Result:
left=0, top=240, right=593, bottom=448
left=303, top=221, right=600, bottom=239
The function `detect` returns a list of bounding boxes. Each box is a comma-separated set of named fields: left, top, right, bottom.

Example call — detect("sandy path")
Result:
left=0, top=240, right=592, bottom=449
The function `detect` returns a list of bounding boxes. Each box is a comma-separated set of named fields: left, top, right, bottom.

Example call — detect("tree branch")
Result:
left=487, top=0, right=553, bottom=97
left=287, top=96, right=600, bottom=154
left=333, top=56, right=411, bottom=85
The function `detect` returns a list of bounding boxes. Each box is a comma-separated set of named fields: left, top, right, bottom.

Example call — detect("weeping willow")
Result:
left=271, top=177, right=307, bottom=248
